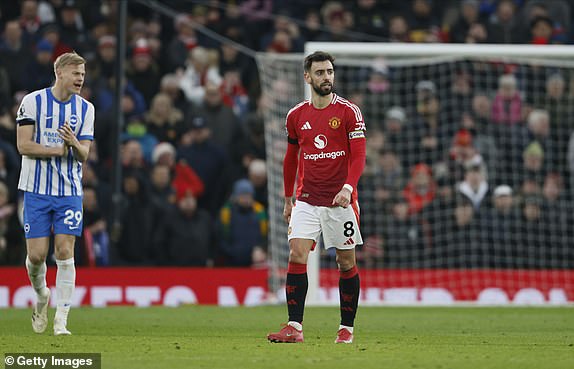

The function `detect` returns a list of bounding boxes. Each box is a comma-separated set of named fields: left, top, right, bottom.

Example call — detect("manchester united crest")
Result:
left=328, top=116, right=341, bottom=129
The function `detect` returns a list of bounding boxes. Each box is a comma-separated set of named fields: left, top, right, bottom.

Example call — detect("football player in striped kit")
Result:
left=16, top=52, right=94, bottom=336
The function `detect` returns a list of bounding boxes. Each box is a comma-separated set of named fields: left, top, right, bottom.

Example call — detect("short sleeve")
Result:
left=16, top=93, right=37, bottom=126
left=78, top=101, right=95, bottom=141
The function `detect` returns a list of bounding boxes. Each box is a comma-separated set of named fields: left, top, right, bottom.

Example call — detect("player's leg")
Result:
left=322, top=204, right=362, bottom=343
left=26, top=237, right=51, bottom=333
left=23, top=192, right=53, bottom=333
left=335, top=248, right=360, bottom=343
left=52, top=195, right=83, bottom=336
left=267, top=238, right=314, bottom=343
left=268, top=201, right=320, bottom=343
left=53, top=234, right=76, bottom=335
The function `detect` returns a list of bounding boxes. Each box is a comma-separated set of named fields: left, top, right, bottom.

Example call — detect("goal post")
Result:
left=258, top=43, right=574, bottom=306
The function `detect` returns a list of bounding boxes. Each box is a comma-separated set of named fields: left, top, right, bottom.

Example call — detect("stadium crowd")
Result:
left=0, top=0, right=573, bottom=268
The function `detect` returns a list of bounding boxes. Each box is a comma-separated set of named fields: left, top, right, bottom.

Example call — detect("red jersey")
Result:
left=285, top=94, right=366, bottom=206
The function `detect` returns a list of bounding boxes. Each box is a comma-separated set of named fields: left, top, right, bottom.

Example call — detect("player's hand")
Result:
left=57, top=122, right=79, bottom=148
left=283, top=197, right=293, bottom=224
left=332, top=187, right=352, bottom=208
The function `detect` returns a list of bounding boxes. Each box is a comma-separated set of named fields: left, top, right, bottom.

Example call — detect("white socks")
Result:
left=55, top=257, right=75, bottom=322
left=339, top=325, right=353, bottom=333
left=287, top=321, right=303, bottom=331
left=26, top=256, right=49, bottom=300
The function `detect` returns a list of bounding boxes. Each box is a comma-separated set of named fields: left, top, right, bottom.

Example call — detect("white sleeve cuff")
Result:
left=343, top=184, right=353, bottom=192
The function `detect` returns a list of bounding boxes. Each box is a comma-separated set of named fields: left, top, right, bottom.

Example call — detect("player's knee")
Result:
left=27, top=253, right=46, bottom=265
left=288, top=248, right=307, bottom=264
left=336, top=254, right=355, bottom=271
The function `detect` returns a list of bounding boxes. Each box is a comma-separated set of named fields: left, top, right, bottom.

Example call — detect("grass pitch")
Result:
left=0, top=306, right=573, bottom=369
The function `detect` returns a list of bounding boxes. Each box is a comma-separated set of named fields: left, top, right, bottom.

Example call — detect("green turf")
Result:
left=0, top=306, right=573, bottom=369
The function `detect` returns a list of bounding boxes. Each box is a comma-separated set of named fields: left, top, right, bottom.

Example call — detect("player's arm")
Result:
left=58, top=123, right=91, bottom=162
left=283, top=113, right=299, bottom=223
left=17, top=124, right=67, bottom=158
left=332, top=113, right=366, bottom=208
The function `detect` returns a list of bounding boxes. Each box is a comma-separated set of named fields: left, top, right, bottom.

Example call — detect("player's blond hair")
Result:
left=54, top=52, right=86, bottom=74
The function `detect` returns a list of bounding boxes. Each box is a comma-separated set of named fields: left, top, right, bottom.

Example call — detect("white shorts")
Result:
left=288, top=200, right=363, bottom=250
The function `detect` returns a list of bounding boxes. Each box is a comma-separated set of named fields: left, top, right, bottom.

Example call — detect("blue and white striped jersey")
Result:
left=16, top=87, right=95, bottom=196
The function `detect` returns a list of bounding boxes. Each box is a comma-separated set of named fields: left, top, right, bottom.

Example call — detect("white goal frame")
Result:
left=302, top=42, right=574, bottom=305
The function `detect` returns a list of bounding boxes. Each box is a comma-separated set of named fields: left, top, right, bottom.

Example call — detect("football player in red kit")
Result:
left=267, top=51, right=366, bottom=344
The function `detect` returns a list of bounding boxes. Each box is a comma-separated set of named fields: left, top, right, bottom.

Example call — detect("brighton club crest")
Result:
left=328, top=116, right=341, bottom=129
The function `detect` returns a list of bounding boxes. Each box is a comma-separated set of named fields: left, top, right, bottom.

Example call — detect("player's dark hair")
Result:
left=304, top=51, right=335, bottom=72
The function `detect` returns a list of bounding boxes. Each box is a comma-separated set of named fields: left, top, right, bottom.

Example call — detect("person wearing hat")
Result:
left=484, top=183, right=520, bottom=268
left=23, top=38, right=54, bottom=91
left=217, top=178, right=268, bottom=267
left=412, top=79, right=449, bottom=166
left=126, top=38, right=161, bottom=106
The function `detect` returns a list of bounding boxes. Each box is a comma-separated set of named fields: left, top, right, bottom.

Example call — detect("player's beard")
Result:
left=312, top=81, right=333, bottom=96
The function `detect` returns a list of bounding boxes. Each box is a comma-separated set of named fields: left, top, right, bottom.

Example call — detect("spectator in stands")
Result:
left=516, top=141, right=546, bottom=189
left=76, top=186, right=110, bottom=266
left=217, top=179, right=268, bottom=267
left=0, top=20, right=31, bottom=93
left=177, top=116, right=228, bottom=215
left=524, top=109, right=556, bottom=171
left=534, top=74, right=573, bottom=173
left=90, top=35, right=116, bottom=83
left=373, top=149, right=405, bottom=205
left=23, top=39, right=54, bottom=91
left=382, top=195, right=426, bottom=268
left=516, top=195, right=546, bottom=268
left=121, top=117, right=158, bottom=165
left=154, top=192, right=213, bottom=266
left=220, top=68, right=249, bottom=120
left=40, top=23, right=72, bottom=61
left=481, top=184, right=519, bottom=268
left=458, top=112, right=498, bottom=183
left=540, top=173, right=571, bottom=268
left=115, top=170, right=156, bottom=265
left=381, top=106, right=410, bottom=164
left=447, top=129, right=483, bottom=183
left=152, top=141, right=204, bottom=205
left=529, top=15, right=556, bottom=45
left=260, top=12, right=304, bottom=52
left=450, top=0, right=487, bottom=44
left=457, top=156, right=489, bottom=212
left=149, top=163, right=176, bottom=206
left=179, top=46, right=222, bottom=106
left=144, top=92, right=185, bottom=146
left=126, top=39, right=162, bottom=106
left=194, top=82, right=243, bottom=150
left=450, top=195, right=485, bottom=268
left=158, top=73, right=189, bottom=115
left=57, top=0, right=88, bottom=51
left=486, top=0, right=519, bottom=43
left=166, top=15, right=199, bottom=73
left=350, top=0, right=386, bottom=39
left=388, top=14, right=411, bottom=42
left=362, top=59, right=395, bottom=125
left=403, top=163, right=436, bottom=215
left=411, top=80, right=451, bottom=166
left=244, top=158, right=265, bottom=205
left=491, top=74, right=523, bottom=125
left=316, top=1, right=355, bottom=42
left=406, top=0, right=440, bottom=43
left=19, top=0, right=42, bottom=50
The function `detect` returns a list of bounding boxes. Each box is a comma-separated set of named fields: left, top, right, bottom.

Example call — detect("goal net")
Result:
left=257, top=43, right=574, bottom=305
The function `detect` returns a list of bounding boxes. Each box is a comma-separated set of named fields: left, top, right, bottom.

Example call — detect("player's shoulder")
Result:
left=332, top=94, right=361, bottom=111
left=21, top=88, right=47, bottom=102
left=286, top=99, right=310, bottom=118
left=75, top=94, right=94, bottom=109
